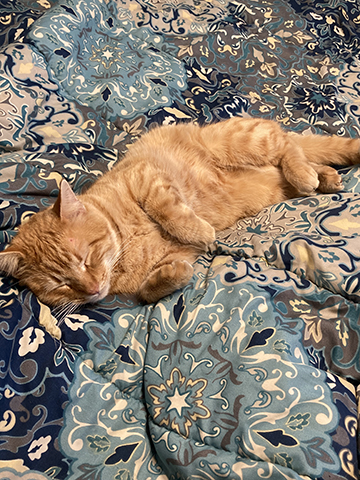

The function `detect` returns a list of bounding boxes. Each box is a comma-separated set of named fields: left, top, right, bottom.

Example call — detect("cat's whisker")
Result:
left=0, top=278, right=22, bottom=291
left=52, top=304, right=70, bottom=322
left=54, top=301, right=70, bottom=315
left=51, top=302, right=70, bottom=316
left=57, top=311, right=74, bottom=328
left=62, top=302, right=78, bottom=318
left=117, top=237, right=132, bottom=256
left=112, top=238, right=133, bottom=268
left=52, top=301, right=79, bottom=327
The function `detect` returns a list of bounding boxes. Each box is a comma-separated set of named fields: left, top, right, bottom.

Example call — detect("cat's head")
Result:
left=0, top=180, right=118, bottom=307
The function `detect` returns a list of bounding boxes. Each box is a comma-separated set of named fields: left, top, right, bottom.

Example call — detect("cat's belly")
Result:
left=194, top=166, right=288, bottom=230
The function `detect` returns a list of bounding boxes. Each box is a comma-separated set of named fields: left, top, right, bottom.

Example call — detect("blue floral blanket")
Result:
left=1, top=1, right=360, bottom=479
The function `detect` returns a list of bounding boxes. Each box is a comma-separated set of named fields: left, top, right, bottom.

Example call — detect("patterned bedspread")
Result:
left=1, top=1, right=360, bottom=479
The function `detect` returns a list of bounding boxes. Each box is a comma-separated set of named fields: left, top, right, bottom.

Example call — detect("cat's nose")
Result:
left=87, top=283, right=100, bottom=296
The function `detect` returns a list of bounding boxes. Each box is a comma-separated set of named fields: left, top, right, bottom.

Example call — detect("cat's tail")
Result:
left=290, top=132, right=360, bottom=166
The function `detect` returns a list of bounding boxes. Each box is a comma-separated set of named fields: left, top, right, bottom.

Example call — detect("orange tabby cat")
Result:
left=0, top=117, right=359, bottom=307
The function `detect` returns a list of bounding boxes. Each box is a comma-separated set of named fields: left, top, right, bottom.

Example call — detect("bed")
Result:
left=1, top=0, right=360, bottom=478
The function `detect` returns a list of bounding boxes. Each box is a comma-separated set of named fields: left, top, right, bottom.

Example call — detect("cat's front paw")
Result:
left=138, top=260, right=194, bottom=304
left=174, top=218, right=215, bottom=249
left=194, top=220, right=216, bottom=249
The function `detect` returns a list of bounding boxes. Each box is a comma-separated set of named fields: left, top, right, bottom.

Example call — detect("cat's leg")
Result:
left=204, top=117, right=320, bottom=195
left=279, top=140, right=320, bottom=195
left=204, top=117, right=359, bottom=194
left=138, top=254, right=195, bottom=304
left=138, top=176, right=215, bottom=248
left=284, top=134, right=360, bottom=194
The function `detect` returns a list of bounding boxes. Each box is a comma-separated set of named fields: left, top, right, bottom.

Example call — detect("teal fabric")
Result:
left=28, top=0, right=187, bottom=121
left=1, top=1, right=360, bottom=479
left=60, top=268, right=342, bottom=478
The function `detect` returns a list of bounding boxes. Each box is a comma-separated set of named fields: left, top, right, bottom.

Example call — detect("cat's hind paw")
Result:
left=316, top=166, right=344, bottom=193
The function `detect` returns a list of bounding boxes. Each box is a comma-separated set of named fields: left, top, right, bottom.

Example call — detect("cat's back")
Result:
left=124, top=117, right=278, bottom=171
left=124, top=122, right=214, bottom=170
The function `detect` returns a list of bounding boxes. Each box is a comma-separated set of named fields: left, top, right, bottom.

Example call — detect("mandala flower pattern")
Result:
left=28, top=0, right=187, bottom=121
left=147, top=367, right=210, bottom=437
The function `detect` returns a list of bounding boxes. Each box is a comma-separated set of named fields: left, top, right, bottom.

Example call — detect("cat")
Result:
left=0, top=116, right=359, bottom=308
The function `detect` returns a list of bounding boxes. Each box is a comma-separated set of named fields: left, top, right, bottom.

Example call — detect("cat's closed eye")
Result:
left=79, top=256, right=89, bottom=271
left=56, top=284, right=72, bottom=292
left=73, top=245, right=92, bottom=269
left=50, top=276, right=71, bottom=291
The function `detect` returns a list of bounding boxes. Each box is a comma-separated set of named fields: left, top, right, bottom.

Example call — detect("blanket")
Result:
left=1, top=1, right=360, bottom=479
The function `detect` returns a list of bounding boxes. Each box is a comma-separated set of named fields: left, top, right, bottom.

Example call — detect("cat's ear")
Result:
left=0, top=246, right=23, bottom=276
left=53, top=180, right=86, bottom=221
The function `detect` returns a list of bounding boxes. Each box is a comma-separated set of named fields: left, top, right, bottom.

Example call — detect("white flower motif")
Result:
left=65, top=314, right=93, bottom=331
left=28, top=435, right=52, bottom=460
left=18, top=327, right=45, bottom=356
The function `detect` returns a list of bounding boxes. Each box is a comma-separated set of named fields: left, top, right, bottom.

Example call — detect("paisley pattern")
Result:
left=1, top=0, right=360, bottom=479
